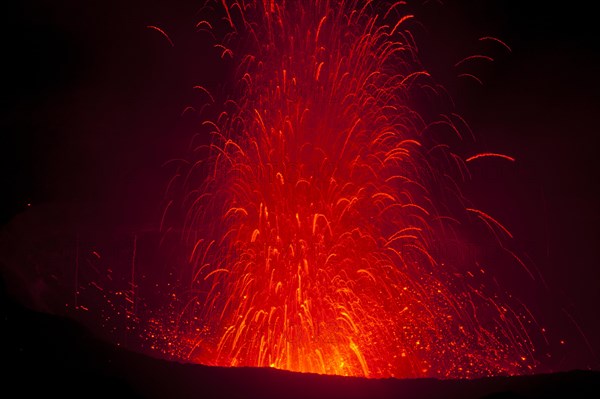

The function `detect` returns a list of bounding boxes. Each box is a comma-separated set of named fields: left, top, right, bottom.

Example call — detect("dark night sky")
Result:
left=1, top=0, right=599, bottom=374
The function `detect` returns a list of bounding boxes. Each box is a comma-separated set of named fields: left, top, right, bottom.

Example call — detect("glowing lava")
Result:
left=159, top=0, right=536, bottom=378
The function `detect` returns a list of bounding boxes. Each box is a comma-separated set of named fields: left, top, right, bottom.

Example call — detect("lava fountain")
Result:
left=158, top=0, right=536, bottom=378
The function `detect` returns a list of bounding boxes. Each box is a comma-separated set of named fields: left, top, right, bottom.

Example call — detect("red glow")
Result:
left=155, top=0, right=536, bottom=378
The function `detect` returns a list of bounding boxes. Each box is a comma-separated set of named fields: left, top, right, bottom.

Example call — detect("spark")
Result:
left=457, top=73, right=484, bottom=85
left=454, top=55, right=494, bottom=68
left=146, top=25, right=175, bottom=47
left=479, top=36, right=512, bottom=53
left=466, top=153, right=516, bottom=163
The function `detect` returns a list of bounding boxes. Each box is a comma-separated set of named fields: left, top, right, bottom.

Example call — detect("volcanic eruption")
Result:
left=153, top=0, right=536, bottom=379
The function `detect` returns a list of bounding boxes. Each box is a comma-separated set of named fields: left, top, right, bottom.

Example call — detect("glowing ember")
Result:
left=157, top=0, right=536, bottom=378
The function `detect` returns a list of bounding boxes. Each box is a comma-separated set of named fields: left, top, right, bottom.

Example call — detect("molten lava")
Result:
left=159, top=0, right=536, bottom=378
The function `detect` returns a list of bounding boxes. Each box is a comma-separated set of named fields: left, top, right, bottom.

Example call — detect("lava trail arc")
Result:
left=161, top=0, right=536, bottom=378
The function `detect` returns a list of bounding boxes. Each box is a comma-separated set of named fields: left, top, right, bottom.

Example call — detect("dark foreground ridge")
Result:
left=2, top=296, right=598, bottom=399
